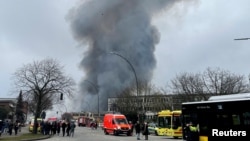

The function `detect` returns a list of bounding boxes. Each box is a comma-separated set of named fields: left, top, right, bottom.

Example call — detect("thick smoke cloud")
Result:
left=66, top=0, right=194, bottom=112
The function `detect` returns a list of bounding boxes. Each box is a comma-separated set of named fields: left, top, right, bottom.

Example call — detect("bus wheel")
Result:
left=114, top=130, right=118, bottom=136
left=155, top=131, right=158, bottom=136
left=173, top=136, right=178, bottom=139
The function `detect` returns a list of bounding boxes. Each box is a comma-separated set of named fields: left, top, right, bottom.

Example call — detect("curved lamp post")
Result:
left=109, top=52, right=141, bottom=118
left=234, top=38, right=250, bottom=91
left=109, top=52, right=139, bottom=97
left=84, top=80, right=99, bottom=118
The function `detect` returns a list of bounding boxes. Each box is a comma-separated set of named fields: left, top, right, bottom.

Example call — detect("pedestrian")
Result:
left=70, top=121, right=76, bottom=137
left=129, top=121, right=134, bottom=136
left=185, top=122, right=199, bottom=141
left=143, top=122, right=149, bottom=140
left=18, top=122, right=21, bottom=132
left=0, top=120, right=3, bottom=136
left=5, top=120, right=9, bottom=134
left=52, top=121, right=57, bottom=135
left=8, top=121, right=13, bottom=135
left=95, top=121, right=98, bottom=130
left=66, top=121, right=71, bottom=136
left=44, top=121, right=50, bottom=135
left=135, top=121, right=141, bottom=140
left=14, top=121, right=19, bottom=135
left=57, top=121, right=61, bottom=136
left=61, top=121, right=66, bottom=137
left=49, top=122, right=53, bottom=135
left=40, top=120, right=45, bottom=135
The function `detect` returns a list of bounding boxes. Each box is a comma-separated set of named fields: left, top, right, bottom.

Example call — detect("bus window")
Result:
left=165, top=117, right=171, bottom=128
left=172, top=116, right=181, bottom=129
left=216, top=114, right=231, bottom=127
left=232, top=114, right=241, bottom=125
left=243, top=112, right=250, bottom=125
left=158, top=117, right=165, bottom=127
left=158, top=117, right=171, bottom=128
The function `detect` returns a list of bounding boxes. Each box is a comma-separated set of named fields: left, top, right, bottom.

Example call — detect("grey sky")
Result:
left=1, top=0, right=250, bottom=114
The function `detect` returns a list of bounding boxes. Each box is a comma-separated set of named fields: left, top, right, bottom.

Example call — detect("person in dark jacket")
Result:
left=66, top=121, right=71, bottom=136
left=44, top=121, right=50, bottom=135
left=69, top=121, right=76, bottom=137
left=185, top=122, right=199, bottom=141
left=135, top=121, right=141, bottom=140
left=184, top=122, right=199, bottom=141
left=14, top=121, right=19, bottom=135
left=57, top=121, right=61, bottom=136
left=52, top=121, right=57, bottom=135
left=61, top=121, right=66, bottom=137
left=8, top=121, right=13, bottom=135
left=143, top=122, right=149, bottom=140
left=40, top=120, right=44, bottom=135
left=0, top=120, right=3, bottom=136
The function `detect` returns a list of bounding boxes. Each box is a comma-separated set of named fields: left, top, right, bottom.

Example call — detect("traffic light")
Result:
left=60, top=93, right=63, bottom=100
left=41, top=111, right=46, bottom=119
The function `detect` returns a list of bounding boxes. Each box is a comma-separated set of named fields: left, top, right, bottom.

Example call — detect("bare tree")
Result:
left=12, top=58, right=75, bottom=134
left=170, top=72, right=204, bottom=95
left=169, top=67, right=248, bottom=101
left=203, top=67, right=247, bottom=94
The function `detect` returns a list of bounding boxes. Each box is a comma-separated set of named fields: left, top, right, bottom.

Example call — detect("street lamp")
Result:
left=234, top=38, right=250, bottom=91
left=248, top=74, right=250, bottom=92
left=234, top=38, right=250, bottom=40
left=109, top=52, right=139, bottom=98
left=84, top=80, right=99, bottom=118
left=108, top=52, right=141, bottom=119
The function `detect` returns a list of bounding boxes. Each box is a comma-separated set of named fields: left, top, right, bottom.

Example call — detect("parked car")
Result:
left=148, top=122, right=159, bottom=136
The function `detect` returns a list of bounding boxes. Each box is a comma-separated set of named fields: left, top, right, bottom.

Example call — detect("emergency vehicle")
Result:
left=103, top=113, right=131, bottom=136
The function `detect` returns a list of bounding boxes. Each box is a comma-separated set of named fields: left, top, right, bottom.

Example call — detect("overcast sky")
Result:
left=1, top=0, right=250, bottom=114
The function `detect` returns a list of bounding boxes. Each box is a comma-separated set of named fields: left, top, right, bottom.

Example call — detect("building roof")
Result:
left=0, top=98, right=17, bottom=102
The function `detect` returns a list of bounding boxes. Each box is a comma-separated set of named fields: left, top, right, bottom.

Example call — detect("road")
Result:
left=41, top=126, right=184, bottom=141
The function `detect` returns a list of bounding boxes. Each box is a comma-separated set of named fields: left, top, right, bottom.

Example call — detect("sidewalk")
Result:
left=1, top=126, right=30, bottom=137
left=0, top=126, right=51, bottom=141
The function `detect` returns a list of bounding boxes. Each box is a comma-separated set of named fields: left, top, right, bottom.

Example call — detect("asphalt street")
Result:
left=41, top=126, right=183, bottom=141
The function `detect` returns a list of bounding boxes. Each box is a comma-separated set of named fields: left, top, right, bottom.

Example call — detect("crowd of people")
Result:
left=0, top=120, right=22, bottom=136
left=39, top=120, right=76, bottom=137
left=0, top=118, right=150, bottom=140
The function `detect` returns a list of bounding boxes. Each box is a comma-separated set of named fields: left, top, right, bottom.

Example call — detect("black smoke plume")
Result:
left=66, top=0, right=196, bottom=112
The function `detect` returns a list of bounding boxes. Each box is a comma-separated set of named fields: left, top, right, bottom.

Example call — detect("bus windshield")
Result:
left=158, top=116, right=171, bottom=128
